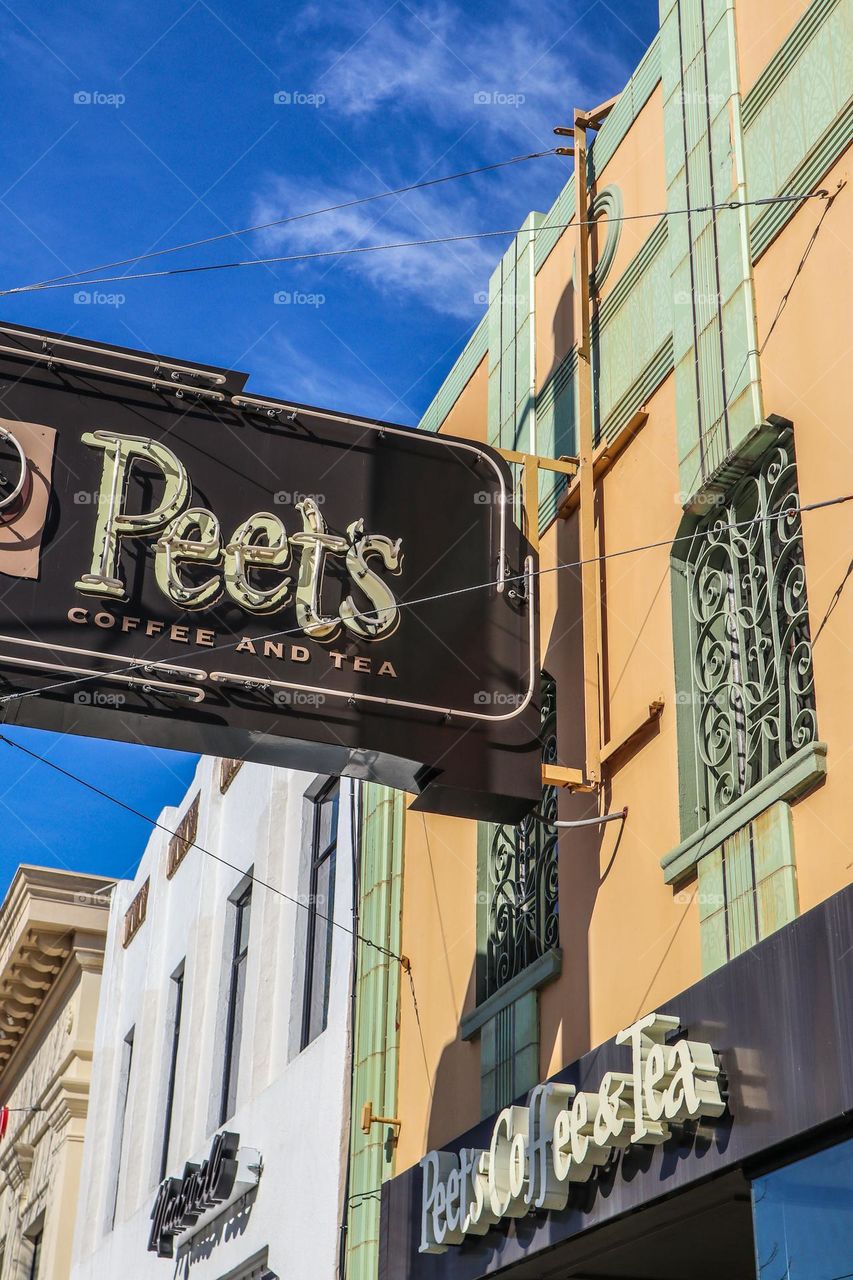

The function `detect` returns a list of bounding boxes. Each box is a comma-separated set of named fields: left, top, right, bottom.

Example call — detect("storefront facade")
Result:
left=345, top=0, right=853, bottom=1276
left=380, top=885, right=853, bottom=1277
left=70, top=758, right=356, bottom=1280
left=0, top=866, right=112, bottom=1280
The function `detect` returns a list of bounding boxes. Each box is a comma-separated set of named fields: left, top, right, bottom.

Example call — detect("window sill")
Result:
left=460, top=949, right=562, bottom=1041
left=661, top=741, right=827, bottom=885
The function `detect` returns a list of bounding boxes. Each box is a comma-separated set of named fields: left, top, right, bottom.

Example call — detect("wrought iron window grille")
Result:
left=681, top=429, right=816, bottom=828
left=483, top=673, right=559, bottom=999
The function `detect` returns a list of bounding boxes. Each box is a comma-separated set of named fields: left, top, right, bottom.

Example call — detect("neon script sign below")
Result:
left=420, top=1012, right=727, bottom=1253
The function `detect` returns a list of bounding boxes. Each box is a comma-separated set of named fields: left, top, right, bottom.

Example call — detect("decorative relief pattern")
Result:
left=166, top=793, right=199, bottom=878
left=485, top=675, right=558, bottom=997
left=684, top=433, right=816, bottom=825
left=122, top=877, right=150, bottom=948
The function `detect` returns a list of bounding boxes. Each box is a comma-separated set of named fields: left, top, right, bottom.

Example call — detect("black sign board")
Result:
left=0, top=323, right=540, bottom=822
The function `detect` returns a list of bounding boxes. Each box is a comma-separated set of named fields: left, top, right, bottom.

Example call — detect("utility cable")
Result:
left=0, top=731, right=406, bottom=969
left=405, top=965, right=434, bottom=1102
left=19, top=149, right=561, bottom=292
left=679, top=180, right=844, bottom=495
left=0, top=490, right=849, bottom=710
left=0, top=191, right=828, bottom=297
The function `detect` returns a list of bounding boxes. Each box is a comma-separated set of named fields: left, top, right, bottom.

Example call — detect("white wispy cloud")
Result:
left=311, top=0, right=623, bottom=147
left=250, top=172, right=506, bottom=319
left=252, top=0, right=637, bottom=321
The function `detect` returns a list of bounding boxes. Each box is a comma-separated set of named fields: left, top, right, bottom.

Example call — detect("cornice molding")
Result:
left=0, top=922, right=108, bottom=1079
left=0, top=1140, right=34, bottom=1192
left=42, top=1073, right=90, bottom=1132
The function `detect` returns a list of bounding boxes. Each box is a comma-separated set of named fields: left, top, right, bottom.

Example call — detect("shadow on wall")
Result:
left=544, top=252, right=576, bottom=392
left=423, top=511, right=614, bottom=1149
left=179, top=1186, right=258, bottom=1278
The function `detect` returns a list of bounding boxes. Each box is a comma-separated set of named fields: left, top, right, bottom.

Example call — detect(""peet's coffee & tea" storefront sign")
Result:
left=420, top=1012, right=727, bottom=1253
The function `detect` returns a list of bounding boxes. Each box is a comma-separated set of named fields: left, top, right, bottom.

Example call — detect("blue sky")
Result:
left=0, top=0, right=658, bottom=891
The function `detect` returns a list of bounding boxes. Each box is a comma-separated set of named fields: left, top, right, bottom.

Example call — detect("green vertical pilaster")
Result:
left=698, top=800, right=799, bottom=973
left=660, top=0, right=763, bottom=503
left=487, top=212, right=542, bottom=454
left=345, top=784, right=405, bottom=1280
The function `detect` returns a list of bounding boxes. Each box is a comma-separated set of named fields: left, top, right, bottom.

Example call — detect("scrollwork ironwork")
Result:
left=685, top=431, right=816, bottom=826
left=485, top=674, right=559, bottom=997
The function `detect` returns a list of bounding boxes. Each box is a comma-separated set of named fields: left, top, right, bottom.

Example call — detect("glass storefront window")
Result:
left=752, top=1135, right=853, bottom=1279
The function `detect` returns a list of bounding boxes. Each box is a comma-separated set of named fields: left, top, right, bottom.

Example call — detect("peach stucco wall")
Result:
left=752, top=153, right=853, bottom=913
left=393, top=15, right=852, bottom=1176
left=735, top=0, right=812, bottom=96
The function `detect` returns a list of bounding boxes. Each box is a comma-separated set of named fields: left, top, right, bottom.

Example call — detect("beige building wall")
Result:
left=0, top=868, right=111, bottom=1280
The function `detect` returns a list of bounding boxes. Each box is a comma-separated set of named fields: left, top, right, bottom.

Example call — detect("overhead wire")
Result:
left=0, top=730, right=406, bottom=969
left=19, top=149, right=561, bottom=292
left=0, top=190, right=829, bottom=297
left=0, top=490, right=849, bottom=710
left=0, top=505, right=847, bottom=1037
left=679, top=179, right=844, bottom=496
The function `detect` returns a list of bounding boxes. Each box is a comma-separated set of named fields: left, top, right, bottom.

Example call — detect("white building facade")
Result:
left=70, top=756, right=355, bottom=1280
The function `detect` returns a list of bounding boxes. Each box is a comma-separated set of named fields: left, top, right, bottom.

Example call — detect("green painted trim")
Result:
left=699, top=801, right=800, bottom=974
left=475, top=820, right=494, bottom=1004
left=418, top=315, right=488, bottom=434
left=460, top=948, right=562, bottom=1041
left=590, top=185, right=624, bottom=292
left=589, top=33, right=662, bottom=180
left=670, top=546, right=700, bottom=848
left=537, top=332, right=674, bottom=536
left=661, top=742, right=827, bottom=884
left=533, top=175, right=576, bottom=275
left=481, top=991, right=540, bottom=1115
left=537, top=348, right=578, bottom=417
left=679, top=413, right=792, bottom=511
left=536, top=346, right=578, bottom=526
left=598, top=335, right=674, bottom=444
left=750, top=94, right=853, bottom=262
left=741, top=0, right=843, bottom=130
left=538, top=480, right=570, bottom=533
left=595, top=218, right=668, bottom=332
left=345, top=784, right=405, bottom=1280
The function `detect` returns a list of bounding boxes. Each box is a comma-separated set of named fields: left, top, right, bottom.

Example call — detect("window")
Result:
left=107, top=1027, right=135, bottom=1229
left=27, top=1232, right=41, bottom=1280
left=220, top=887, right=251, bottom=1124
left=669, top=428, right=819, bottom=964
left=479, top=673, right=559, bottom=1001
left=675, top=428, right=816, bottom=833
left=751, top=1134, right=853, bottom=1276
left=301, top=779, right=339, bottom=1050
left=471, top=673, right=558, bottom=1116
left=466, top=675, right=558, bottom=1116
left=159, top=963, right=185, bottom=1180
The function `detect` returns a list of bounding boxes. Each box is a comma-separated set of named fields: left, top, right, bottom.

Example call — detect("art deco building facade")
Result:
left=344, top=0, right=853, bottom=1276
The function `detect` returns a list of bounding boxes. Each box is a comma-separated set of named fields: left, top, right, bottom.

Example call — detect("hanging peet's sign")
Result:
left=0, top=323, right=540, bottom=822
left=420, top=1012, right=727, bottom=1253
